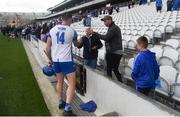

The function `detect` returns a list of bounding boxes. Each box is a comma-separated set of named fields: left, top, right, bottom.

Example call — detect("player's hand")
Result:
left=48, top=60, right=53, bottom=66
left=78, top=38, right=83, bottom=43
left=91, top=46, right=97, bottom=50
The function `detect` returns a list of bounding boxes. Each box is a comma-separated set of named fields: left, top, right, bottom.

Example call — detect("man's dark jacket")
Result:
left=95, top=22, right=122, bottom=53
left=78, top=34, right=103, bottom=59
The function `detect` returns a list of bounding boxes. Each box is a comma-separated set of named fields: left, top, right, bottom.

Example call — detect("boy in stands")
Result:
left=131, top=36, right=160, bottom=96
left=46, top=14, right=82, bottom=116
left=156, top=0, right=162, bottom=12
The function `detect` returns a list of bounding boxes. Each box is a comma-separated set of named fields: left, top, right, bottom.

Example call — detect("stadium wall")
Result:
left=31, top=39, right=180, bottom=116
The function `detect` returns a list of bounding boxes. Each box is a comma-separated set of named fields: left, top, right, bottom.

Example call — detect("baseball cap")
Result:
left=101, top=15, right=113, bottom=21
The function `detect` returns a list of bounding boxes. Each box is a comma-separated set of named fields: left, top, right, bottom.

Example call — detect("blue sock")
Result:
left=59, top=99, right=66, bottom=108
left=65, top=103, right=72, bottom=112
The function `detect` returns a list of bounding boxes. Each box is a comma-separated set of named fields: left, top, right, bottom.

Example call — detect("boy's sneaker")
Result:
left=63, top=110, right=76, bottom=116
left=58, top=100, right=66, bottom=109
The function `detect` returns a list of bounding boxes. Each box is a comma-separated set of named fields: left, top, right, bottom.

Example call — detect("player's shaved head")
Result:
left=61, top=13, right=73, bottom=26
left=62, top=14, right=72, bottom=21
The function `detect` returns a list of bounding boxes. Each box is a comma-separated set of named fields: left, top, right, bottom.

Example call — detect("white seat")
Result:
left=153, top=26, right=165, bottom=38
left=128, top=58, right=134, bottom=69
left=122, top=39, right=128, bottom=48
left=153, top=29, right=162, bottom=38
left=127, top=40, right=136, bottom=50
left=177, top=47, right=180, bottom=54
left=123, top=66, right=133, bottom=81
left=162, top=45, right=175, bottom=51
left=175, top=60, right=180, bottom=72
left=172, top=84, right=180, bottom=102
left=144, top=29, right=153, bottom=42
left=165, top=22, right=175, bottom=33
left=160, top=66, right=178, bottom=84
left=150, top=47, right=163, bottom=60
left=165, top=39, right=179, bottom=49
left=159, top=49, right=179, bottom=66
left=156, top=66, right=178, bottom=96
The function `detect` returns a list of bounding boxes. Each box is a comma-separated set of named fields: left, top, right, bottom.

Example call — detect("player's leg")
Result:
left=66, top=72, right=76, bottom=104
left=63, top=72, right=76, bottom=116
left=56, top=73, right=66, bottom=109
left=61, top=62, right=76, bottom=116
left=53, top=62, right=66, bottom=109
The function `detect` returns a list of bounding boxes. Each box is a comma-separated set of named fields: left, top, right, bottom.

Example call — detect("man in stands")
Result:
left=46, top=14, right=81, bottom=116
left=167, top=0, right=173, bottom=11
left=93, top=15, right=123, bottom=82
left=156, top=0, right=162, bottom=12
left=131, top=36, right=160, bottom=96
left=78, top=28, right=103, bottom=69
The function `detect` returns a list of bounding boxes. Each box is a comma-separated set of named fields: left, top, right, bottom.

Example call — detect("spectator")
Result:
left=167, top=0, right=173, bottom=11
left=78, top=28, right=103, bottom=69
left=156, top=0, right=162, bottom=12
left=139, top=0, right=143, bottom=5
left=128, top=1, right=131, bottom=9
left=173, top=0, right=180, bottom=11
left=31, top=26, right=36, bottom=39
left=25, top=26, right=31, bottom=41
left=41, top=23, right=49, bottom=42
left=35, top=25, right=41, bottom=39
left=115, top=7, right=120, bottom=13
left=132, top=0, right=135, bottom=8
left=131, top=36, right=160, bottom=96
left=94, top=16, right=123, bottom=82
left=147, top=0, right=151, bottom=5
left=108, top=6, right=113, bottom=15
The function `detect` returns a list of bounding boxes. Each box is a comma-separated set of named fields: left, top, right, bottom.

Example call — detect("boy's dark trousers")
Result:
left=137, top=87, right=152, bottom=96
left=106, top=53, right=122, bottom=82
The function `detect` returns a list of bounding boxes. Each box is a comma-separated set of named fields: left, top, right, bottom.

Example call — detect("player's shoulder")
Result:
left=49, top=25, right=58, bottom=33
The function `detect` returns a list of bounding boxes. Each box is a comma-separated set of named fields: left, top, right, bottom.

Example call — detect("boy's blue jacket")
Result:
left=156, top=0, right=162, bottom=7
left=131, top=50, right=160, bottom=88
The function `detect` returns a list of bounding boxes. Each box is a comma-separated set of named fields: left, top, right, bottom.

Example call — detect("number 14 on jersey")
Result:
left=56, top=32, right=65, bottom=44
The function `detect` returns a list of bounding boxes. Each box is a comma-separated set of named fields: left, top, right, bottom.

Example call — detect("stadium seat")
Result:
left=150, top=46, right=163, bottom=60
left=144, top=29, right=154, bottom=43
left=127, top=40, right=136, bottom=50
left=172, top=84, right=180, bottom=102
left=164, top=39, right=179, bottom=49
left=159, top=49, right=179, bottom=67
left=128, top=58, right=134, bottom=69
left=155, top=66, right=178, bottom=96
left=123, top=58, right=134, bottom=82
left=176, top=47, right=180, bottom=54
left=123, top=65, right=133, bottom=81
left=175, top=60, right=180, bottom=72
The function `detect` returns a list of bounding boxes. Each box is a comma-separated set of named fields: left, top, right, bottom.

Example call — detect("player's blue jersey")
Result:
left=48, top=24, right=77, bottom=62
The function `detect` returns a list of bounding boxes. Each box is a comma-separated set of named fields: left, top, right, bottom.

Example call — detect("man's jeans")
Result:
left=84, top=59, right=97, bottom=69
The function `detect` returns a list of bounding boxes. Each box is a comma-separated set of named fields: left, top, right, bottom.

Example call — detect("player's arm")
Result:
left=46, top=36, right=52, bottom=64
left=72, top=30, right=82, bottom=48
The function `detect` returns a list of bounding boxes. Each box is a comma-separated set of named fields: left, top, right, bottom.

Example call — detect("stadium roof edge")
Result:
left=47, top=0, right=72, bottom=11
left=37, top=0, right=106, bottom=20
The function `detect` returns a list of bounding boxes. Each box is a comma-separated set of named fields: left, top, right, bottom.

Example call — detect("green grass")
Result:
left=0, top=34, right=50, bottom=116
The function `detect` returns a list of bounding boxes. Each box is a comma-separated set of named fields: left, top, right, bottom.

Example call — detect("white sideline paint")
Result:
left=30, top=39, right=180, bottom=116
left=22, top=40, right=61, bottom=115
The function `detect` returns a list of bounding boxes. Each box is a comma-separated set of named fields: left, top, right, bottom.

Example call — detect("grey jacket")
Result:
left=95, top=22, right=122, bottom=53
